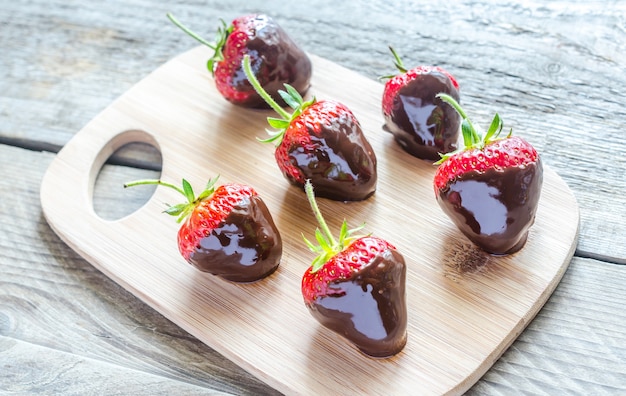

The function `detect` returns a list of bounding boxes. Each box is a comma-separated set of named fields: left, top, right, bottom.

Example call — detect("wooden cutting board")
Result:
left=40, top=45, right=579, bottom=395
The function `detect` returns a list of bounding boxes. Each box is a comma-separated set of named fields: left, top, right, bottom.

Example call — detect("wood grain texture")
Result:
left=2, top=144, right=625, bottom=395
left=38, top=47, right=579, bottom=395
left=2, top=0, right=626, bottom=394
left=1, top=0, right=624, bottom=259
left=467, top=257, right=626, bottom=395
left=0, top=145, right=278, bottom=396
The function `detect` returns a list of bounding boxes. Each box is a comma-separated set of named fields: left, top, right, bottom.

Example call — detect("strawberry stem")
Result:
left=167, top=13, right=216, bottom=49
left=124, top=179, right=186, bottom=197
left=304, top=180, right=337, bottom=247
left=436, top=92, right=468, bottom=120
left=124, top=177, right=219, bottom=223
left=436, top=93, right=482, bottom=147
left=302, top=180, right=366, bottom=272
left=434, top=93, right=511, bottom=165
left=242, top=55, right=291, bottom=119
left=167, top=13, right=232, bottom=75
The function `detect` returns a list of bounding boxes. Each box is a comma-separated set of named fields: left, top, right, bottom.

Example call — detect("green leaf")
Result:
left=348, top=223, right=366, bottom=236
left=267, top=117, right=290, bottom=129
left=315, top=228, right=330, bottom=251
left=302, top=96, right=316, bottom=109
left=484, top=113, right=503, bottom=142
left=435, top=92, right=514, bottom=152
left=182, top=179, right=195, bottom=203
left=311, top=255, right=327, bottom=273
left=205, top=176, right=219, bottom=191
left=284, top=84, right=303, bottom=103
left=338, top=221, right=348, bottom=244
left=378, top=73, right=396, bottom=81
left=177, top=206, right=194, bottom=223
left=389, top=46, right=407, bottom=74
left=302, top=235, right=319, bottom=253
left=302, top=179, right=369, bottom=274
left=461, top=119, right=476, bottom=147
left=257, top=129, right=285, bottom=145
left=163, top=203, right=187, bottom=216
left=278, top=88, right=301, bottom=110
left=197, top=189, right=212, bottom=201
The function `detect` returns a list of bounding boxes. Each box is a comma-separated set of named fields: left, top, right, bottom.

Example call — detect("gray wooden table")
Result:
left=1, top=0, right=625, bottom=394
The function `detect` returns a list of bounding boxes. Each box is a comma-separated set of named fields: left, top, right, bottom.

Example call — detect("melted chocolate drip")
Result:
left=437, top=161, right=543, bottom=255
left=384, top=71, right=460, bottom=160
left=230, top=15, right=312, bottom=108
left=306, top=249, right=407, bottom=358
left=286, top=105, right=377, bottom=201
left=188, top=195, right=282, bottom=282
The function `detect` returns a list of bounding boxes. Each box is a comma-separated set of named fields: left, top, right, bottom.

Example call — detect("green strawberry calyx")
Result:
left=379, top=46, right=408, bottom=80
left=242, top=54, right=316, bottom=146
left=435, top=93, right=512, bottom=164
left=167, top=13, right=232, bottom=76
left=124, top=176, right=220, bottom=223
left=302, top=180, right=365, bottom=273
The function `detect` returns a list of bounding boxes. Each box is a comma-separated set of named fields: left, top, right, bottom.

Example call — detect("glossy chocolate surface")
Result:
left=306, top=249, right=407, bottom=358
left=437, top=160, right=543, bottom=255
left=285, top=104, right=377, bottom=201
left=230, top=15, right=312, bottom=108
left=384, top=71, right=460, bottom=160
left=188, top=195, right=282, bottom=282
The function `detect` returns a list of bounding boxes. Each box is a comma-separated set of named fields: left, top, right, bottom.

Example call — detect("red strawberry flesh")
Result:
left=383, top=66, right=459, bottom=115
left=214, top=14, right=312, bottom=108
left=275, top=100, right=377, bottom=201
left=382, top=66, right=461, bottom=160
left=434, top=136, right=539, bottom=192
left=302, top=236, right=408, bottom=358
left=435, top=137, right=543, bottom=254
left=179, top=184, right=282, bottom=282
left=302, top=236, right=395, bottom=303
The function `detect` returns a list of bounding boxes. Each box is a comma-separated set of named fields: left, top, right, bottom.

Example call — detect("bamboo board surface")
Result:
left=40, top=45, right=579, bottom=395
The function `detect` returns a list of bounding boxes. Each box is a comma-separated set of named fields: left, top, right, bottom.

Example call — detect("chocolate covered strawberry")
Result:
left=300, top=180, right=407, bottom=358
left=381, top=47, right=461, bottom=160
left=242, top=55, right=377, bottom=201
left=124, top=176, right=282, bottom=282
left=434, top=93, right=543, bottom=255
left=167, top=13, right=312, bottom=108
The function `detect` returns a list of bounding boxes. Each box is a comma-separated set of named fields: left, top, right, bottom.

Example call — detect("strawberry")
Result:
left=381, top=46, right=461, bottom=160
left=300, top=180, right=407, bottom=358
left=167, top=13, right=312, bottom=108
left=242, top=55, right=377, bottom=201
left=124, top=176, right=282, bottom=282
left=433, top=93, right=543, bottom=255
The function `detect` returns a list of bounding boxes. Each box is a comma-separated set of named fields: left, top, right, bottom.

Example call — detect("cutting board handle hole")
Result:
left=92, top=131, right=162, bottom=221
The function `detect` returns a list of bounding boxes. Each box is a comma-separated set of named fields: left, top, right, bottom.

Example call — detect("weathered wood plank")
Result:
left=1, top=144, right=625, bottom=394
left=35, top=47, right=579, bottom=394
left=468, top=257, right=626, bottom=395
left=2, top=0, right=626, bottom=393
left=0, top=338, right=231, bottom=395
left=0, top=145, right=279, bottom=395
left=1, top=0, right=625, bottom=259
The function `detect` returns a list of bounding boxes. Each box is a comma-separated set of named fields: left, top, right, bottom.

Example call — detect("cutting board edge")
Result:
left=38, top=45, right=582, bottom=396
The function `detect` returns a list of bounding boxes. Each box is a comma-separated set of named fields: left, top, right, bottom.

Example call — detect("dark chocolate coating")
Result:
left=384, top=71, right=460, bottom=160
left=437, top=160, right=543, bottom=255
left=230, top=15, right=312, bottom=108
left=187, top=195, right=282, bottom=282
left=285, top=104, right=377, bottom=201
left=306, top=249, right=407, bottom=358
